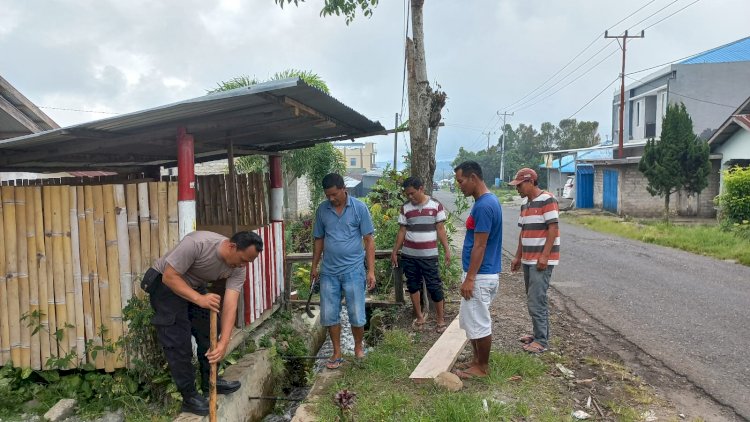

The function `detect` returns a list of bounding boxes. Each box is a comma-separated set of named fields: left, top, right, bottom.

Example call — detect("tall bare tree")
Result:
left=276, top=0, right=446, bottom=193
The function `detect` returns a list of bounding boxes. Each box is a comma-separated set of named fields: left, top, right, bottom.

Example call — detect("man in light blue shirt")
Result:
left=311, top=173, right=375, bottom=369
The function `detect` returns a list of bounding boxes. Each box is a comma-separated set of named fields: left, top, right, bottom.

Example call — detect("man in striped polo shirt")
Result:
left=391, top=177, right=451, bottom=333
left=510, top=168, right=560, bottom=354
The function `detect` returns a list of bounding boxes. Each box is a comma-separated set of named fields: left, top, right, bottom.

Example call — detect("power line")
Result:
left=625, top=52, right=699, bottom=75
left=498, top=0, right=659, bottom=113
left=641, top=0, right=702, bottom=31
left=623, top=0, right=681, bottom=31
left=567, top=76, right=621, bottom=119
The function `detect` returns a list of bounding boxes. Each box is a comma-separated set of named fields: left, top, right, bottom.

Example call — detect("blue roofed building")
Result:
left=612, top=36, right=750, bottom=146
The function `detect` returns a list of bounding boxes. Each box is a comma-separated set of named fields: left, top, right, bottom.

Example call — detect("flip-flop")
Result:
left=435, top=323, right=448, bottom=334
left=523, top=342, right=547, bottom=354
left=518, top=334, right=534, bottom=344
left=412, top=318, right=427, bottom=331
left=325, top=357, right=344, bottom=369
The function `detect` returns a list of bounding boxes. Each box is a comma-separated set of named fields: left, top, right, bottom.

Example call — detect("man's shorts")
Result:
left=319, top=266, right=367, bottom=327
left=458, top=272, right=499, bottom=340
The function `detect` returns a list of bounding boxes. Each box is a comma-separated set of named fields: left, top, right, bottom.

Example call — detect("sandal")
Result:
left=453, top=368, right=487, bottom=380
left=518, top=334, right=534, bottom=344
left=435, top=323, right=448, bottom=334
left=325, top=357, right=344, bottom=369
left=523, top=342, right=547, bottom=354
left=412, top=318, right=427, bottom=331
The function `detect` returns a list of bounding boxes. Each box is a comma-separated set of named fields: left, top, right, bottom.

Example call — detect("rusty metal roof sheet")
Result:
left=0, top=78, right=384, bottom=173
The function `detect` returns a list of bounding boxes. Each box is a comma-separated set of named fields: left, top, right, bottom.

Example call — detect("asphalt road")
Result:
left=433, top=189, right=750, bottom=420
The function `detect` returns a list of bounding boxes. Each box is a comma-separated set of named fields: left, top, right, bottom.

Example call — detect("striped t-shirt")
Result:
left=398, top=197, right=447, bottom=258
left=518, top=191, right=560, bottom=265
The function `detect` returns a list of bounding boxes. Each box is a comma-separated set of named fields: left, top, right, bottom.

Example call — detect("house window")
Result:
left=636, top=102, right=641, bottom=127
left=350, top=158, right=357, bottom=166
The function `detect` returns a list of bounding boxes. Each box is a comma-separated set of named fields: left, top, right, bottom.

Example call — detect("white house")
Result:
left=707, top=95, right=750, bottom=191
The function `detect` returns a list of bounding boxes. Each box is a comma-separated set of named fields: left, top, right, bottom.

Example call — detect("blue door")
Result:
left=603, top=169, right=619, bottom=213
left=575, top=165, right=594, bottom=209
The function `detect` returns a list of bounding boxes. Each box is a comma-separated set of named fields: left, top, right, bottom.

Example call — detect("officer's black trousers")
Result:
left=147, top=274, right=215, bottom=396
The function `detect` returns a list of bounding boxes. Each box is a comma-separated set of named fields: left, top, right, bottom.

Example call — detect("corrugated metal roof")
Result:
left=0, top=75, right=59, bottom=139
left=681, top=36, right=750, bottom=64
left=0, top=78, right=384, bottom=173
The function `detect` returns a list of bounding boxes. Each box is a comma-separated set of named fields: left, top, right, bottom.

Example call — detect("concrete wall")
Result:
left=597, top=161, right=719, bottom=218
left=671, top=62, right=750, bottom=139
left=714, top=129, right=750, bottom=168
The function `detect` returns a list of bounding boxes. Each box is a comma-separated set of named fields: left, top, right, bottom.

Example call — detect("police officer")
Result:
left=141, top=230, right=263, bottom=416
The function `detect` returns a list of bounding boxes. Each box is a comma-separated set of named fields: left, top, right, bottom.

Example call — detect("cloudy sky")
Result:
left=1, top=0, right=748, bottom=162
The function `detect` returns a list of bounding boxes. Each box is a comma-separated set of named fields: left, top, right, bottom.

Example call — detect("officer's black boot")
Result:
left=201, top=377, right=242, bottom=395
left=181, top=391, right=209, bottom=416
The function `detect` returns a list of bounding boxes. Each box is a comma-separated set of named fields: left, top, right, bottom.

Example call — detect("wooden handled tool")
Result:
left=209, top=310, right=217, bottom=422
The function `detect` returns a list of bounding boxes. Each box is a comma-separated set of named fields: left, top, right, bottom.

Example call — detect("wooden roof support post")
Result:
left=226, top=132, right=238, bottom=235
left=177, top=128, right=196, bottom=240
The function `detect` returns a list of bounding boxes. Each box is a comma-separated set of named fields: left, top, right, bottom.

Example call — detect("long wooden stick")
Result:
left=16, top=187, right=31, bottom=368
left=3, top=186, right=22, bottom=365
left=0, top=186, right=8, bottom=365
left=25, top=187, right=41, bottom=370
left=114, top=185, right=132, bottom=308
left=34, top=187, right=51, bottom=367
left=167, top=181, right=178, bottom=249
left=210, top=311, right=218, bottom=422
left=157, top=182, right=168, bottom=255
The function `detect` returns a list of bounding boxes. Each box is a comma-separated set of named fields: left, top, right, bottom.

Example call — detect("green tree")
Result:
left=210, top=70, right=345, bottom=207
left=638, top=103, right=710, bottom=220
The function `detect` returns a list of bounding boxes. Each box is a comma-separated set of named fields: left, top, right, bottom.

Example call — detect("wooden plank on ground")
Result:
left=408, top=316, right=467, bottom=382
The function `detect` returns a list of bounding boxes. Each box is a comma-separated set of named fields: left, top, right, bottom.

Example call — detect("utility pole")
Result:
left=393, top=113, right=399, bottom=170
left=497, top=111, right=513, bottom=182
left=605, top=29, right=644, bottom=158
left=482, top=130, right=496, bottom=151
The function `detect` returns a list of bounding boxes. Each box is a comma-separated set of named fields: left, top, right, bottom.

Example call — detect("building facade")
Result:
left=334, top=142, right=377, bottom=172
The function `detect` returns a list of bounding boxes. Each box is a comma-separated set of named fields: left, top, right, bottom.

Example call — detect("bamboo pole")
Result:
left=69, top=187, right=86, bottom=365
left=83, top=186, right=104, bottom=369
left=25, top=187, right=41, bottom=369
left=50, top=186, right=70, bottom=364
left=158, top=182, right=168, bottom=255
left=0, top=187, right=10, bottom=365
left=35, top=187, right=51, bottom=367
left=76, top=186, right=94, bottom=365
left=137, top=183, right=151, bottom=276
left=103, top=185, right=124, bottom=368
left=16, top=187, right=31, bottom=368
left=3, top=186, right=22, bottom=365
left=114, top=185, right=132, bottom=306
left=148, top=182, right=160, bottom=265
left=126, top=184, right=143, bottom=296
left=42, top=186, right=58, bottom=364
left=61, top=186, right=77, bottom=362
left=167, top=181, right=178, bottom=249
left=92, top=185, right=115, bottom=372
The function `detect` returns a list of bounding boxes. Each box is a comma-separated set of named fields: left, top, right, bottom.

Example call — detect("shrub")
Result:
left=718, top=166, right=750, bottom=224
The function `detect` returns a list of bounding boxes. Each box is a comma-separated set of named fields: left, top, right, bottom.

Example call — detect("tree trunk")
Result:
left=664, top=193, right=670, bottom=222
left=407, top=0, right=445, bottom=195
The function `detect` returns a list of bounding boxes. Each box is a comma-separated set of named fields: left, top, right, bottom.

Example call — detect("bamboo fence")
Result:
left=0, top=172, right=268, bottom=370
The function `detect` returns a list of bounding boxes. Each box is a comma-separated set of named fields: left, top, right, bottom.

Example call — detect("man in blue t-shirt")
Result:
left=452, top=161, right=502, bottom=379
left=311, top=173, right=376, bottom=370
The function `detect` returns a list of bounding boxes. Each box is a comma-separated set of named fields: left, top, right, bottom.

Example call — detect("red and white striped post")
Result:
left=177, top=127, right=196, bottom=239
left=269, top=155, right=283, bottom=222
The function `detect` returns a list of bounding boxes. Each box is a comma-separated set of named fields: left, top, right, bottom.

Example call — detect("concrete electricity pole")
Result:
left=497, top=111, right=513, bottom=182
left=605, top=29, right=645, bottom=158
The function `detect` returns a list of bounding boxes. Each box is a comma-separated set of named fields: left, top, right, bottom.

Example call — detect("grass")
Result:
left=565, top=214, right=750, bottom=265
left=312, top=330, right=573, bottom=421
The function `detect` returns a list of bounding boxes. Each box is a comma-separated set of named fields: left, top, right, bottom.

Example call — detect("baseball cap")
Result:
left=508, top=168, right=538, bottom=186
